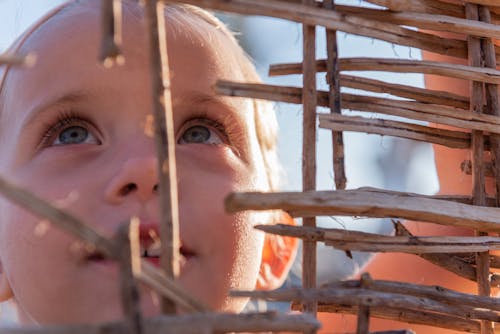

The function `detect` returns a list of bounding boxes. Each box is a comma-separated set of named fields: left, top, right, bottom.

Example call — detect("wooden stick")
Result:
left=362, top=0, right=464, bottom=17
left=116, top=219, right=142, bottom=334
left=144, top=0, right=180, bottom=314
left=324, top=0, right=346, bottom=190
left=216, top=81, right=494, bottom=137
left=462, top=160, right=495, bottom=178
left=0, top=174, right=205, bottom=312
left=466, top=4, right=493, bottom=334
left=319, top=113, right=472, bottom=150
left=320, top=278, right=500, bottom=311
left=0, top=53, right=36, bottom=66
left=357, top=273, right=372, bottom=334
left=308, top=303, right=481, bottom=333
left=326, top=4, right=500, bottom=40
left=269, top=58, right=500, bottom=84
left=301, top=0, right=318, bottom=317
left=392, top=221, right=492, bottom=285
left=0, top=174, right=117, bottom=258
left=99, top=0, right=124, bottom=67
left=225, top=189, right=500, bottom=232
left=166, top=0, right=498, bottom=61
left=0, top=312, right=320, bottom=334
left=256, top=223, right=500, bottom=253
left=232, top=287, right=500, bottom=322
left=479, top=5, right=500, bottom=208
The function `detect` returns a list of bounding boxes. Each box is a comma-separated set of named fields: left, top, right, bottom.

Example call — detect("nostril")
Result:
left=153, top=184, right=158, bottom=193
left=120, top=183, right=138, bottom=196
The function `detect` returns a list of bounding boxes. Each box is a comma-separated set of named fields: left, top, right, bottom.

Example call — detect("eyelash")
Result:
left=39, top=110, right=98, bottom=148
left=38, top=111, right=232, bottom=148
left=179, top=117, right=230, bottom=144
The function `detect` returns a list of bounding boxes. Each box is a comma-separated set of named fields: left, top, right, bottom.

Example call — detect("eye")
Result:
left=178, top=119, right=226, bottom=145
left=40, top=113, right=101, bottom=148
left=53, top=125, right=99, bottom=146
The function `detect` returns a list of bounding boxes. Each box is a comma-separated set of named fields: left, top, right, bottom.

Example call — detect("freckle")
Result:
left=144, top=114, right=155, bottom=138
left=151, top=291, right=160, bottom=306
left=69, top=241, right=84, bottom=254
left=33, top=220, right=51, bottom=237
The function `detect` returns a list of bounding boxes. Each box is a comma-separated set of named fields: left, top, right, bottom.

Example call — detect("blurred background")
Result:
left=0, top=0, right=439, bottom=322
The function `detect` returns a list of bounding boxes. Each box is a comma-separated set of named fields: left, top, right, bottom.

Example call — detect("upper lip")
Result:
left=85, top=219, right=196, bottom=261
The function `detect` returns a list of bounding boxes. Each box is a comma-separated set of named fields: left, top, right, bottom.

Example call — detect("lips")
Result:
left=85, top=221, right=196, bottom=267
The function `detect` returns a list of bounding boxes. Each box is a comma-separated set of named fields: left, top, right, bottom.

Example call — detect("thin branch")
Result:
left=0, top=53, right=36, bottom=66
left=99, top=0, right=124, bottom=67
left=269, top=58, right=500, bottom=84
left=225, top=189, right=500, bottom=232
left=0, top=312, right=320, bottom=334
left=144, top=0, right=180, bottom=314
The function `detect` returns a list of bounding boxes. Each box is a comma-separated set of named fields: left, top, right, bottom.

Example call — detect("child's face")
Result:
left=0, top=5, right=270, bottom=324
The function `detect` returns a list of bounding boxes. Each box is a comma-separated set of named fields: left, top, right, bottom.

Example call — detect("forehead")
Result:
left=1, top=2, right=248, bottom=119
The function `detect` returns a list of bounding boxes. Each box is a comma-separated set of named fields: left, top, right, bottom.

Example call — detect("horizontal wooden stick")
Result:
left=362, top=0, right=464, bottom=17
left=307, top=303, right=481, bottom=333
left=232, top=287, right=500, bottom=322
left=256, top=223, right=500, bottom=253
left=217, top=81, right=492, bottom=137
left=269, top=58, right=500, bottom=84
left=320, top=278, right=500, bottom=311
left=0, top=53, right=36, bottom=66
left=393, top=221, right=500, bottom=287
left=225, top=189, right=500, bottom=232
left=0, top=174, right=206, bottom=312
left=0, top=312, right=320, bottom=334
left=216, top=78, right=469, bottom=111
left=319, top=113, right=471, bottom=149
left=166, top=0, right=473, bottom=60
left=331, top=4, right=500, bottom=40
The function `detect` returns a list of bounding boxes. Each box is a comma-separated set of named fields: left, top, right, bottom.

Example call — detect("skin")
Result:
left=319, top=32, right=500, bottom=333
left=0, top=3, right=289, bottom=325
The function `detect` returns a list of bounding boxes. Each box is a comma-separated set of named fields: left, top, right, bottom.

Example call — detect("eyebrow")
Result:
left=21, top=91, right=89, bottom=131
left=175, top=92, right=241, bottom=113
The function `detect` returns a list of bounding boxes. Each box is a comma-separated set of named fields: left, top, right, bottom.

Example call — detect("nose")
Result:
left=104, top=156, right=159, bottom=204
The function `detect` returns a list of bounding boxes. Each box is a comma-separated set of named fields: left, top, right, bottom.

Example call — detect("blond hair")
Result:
left=0, top=0, right=281, bottom=191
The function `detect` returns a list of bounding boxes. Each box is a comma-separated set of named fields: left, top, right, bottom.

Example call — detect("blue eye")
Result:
left=179, top=122, right=224, bottom=145
left=181, top=126, right=211, bottom=143
left=56, top=126, right=89, bottom=145
left=41, top=115, right=101, bottom=147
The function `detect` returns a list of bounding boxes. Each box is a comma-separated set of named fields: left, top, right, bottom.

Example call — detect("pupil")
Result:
left=59, top=126, right=88, bottom=144
left=183, top=126, right=210, bottom=143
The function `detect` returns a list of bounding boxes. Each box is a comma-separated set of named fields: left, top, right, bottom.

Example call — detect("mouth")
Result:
left=85, top=222, right=196, bottom=267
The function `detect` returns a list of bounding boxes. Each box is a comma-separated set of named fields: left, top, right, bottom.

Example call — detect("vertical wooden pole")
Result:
left=465, top=3, right=493, bottom=334
left=356, top=273, right=372, bottom=334
left=323, top=0, right=346, bottom=190
left=99, top=0, right=124, bottom=67
left=117, top=218, right=143, bottom=334
left=144, top=0, right=180, bottom=314
left=301, top=0, right=318, bottom=319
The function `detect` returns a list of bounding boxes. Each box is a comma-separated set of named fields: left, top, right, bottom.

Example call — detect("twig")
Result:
left=308, top=303, right=481, bottom=333
left=0, top=174, right=205, bottom=313
left=99, top=0, right=124, bottom=67
left=269, top=58, right=500, bottom=84
left=225, top=189, right=500, bottom=232
left=0, top=312, right=320, bottom=334
left=0, top=53, right=36, bottom=66
left=319, top=113, right=472, bottom=149
left=324, top=0, right=346, bottom=190
left=301, top=0, right=317, bottom=316
left=232, top=287, right=500, bottom=322
left=466, top=4, right=493, bottom=334
left=116, top=219, right=142, bottom=334
left=165, top=0, right=494, bottom=61
left=255, top=223, right=500, bottom=253
left=357, top=273, right=372, bottom=334
left=144, top=0, right=180, bottom=314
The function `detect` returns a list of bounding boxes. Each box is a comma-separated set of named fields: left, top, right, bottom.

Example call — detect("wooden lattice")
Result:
left=1, top=0, right=500, bottom=333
